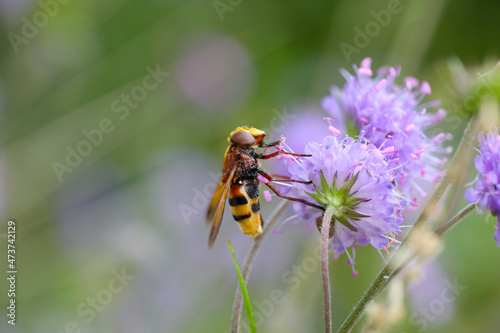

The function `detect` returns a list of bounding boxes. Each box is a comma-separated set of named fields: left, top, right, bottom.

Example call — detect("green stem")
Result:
left=337, top=113, right=480, bottom=333
left=231, top=200, right=290, bottom=333
left=434, top=203, right=477, bottom=237
left=321, top=207, right=335, bottom=333
left=412, top=111, right=480, bottom=231
left=388, top=203, right=477, bottom=285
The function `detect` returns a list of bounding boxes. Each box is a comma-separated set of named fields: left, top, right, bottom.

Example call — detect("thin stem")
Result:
left=321, top=207, right=335, bottom=333
left=412, top=111, right=480, bottom=231
left=231, top=200, right=290, bottom=333
left=434, top=202, right=477, bottom=236
left=388, top=203, right=477, bottom=285
left=337, top=112, right=480, bottom=333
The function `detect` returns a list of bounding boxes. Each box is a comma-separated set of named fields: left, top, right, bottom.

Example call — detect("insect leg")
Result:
left=258, top=171, right=312, bottom=184
left=261, top=179, right=324, bottom=211
left=258, top=150, right=312, bottom=160
left=259, top=138, right=283, bottom=148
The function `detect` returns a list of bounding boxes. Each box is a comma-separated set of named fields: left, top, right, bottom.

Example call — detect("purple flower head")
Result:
left=322, top=58, right=451, bottom=202
left=284, top=135, right=405, bottom=256
left=465, top=130, right=500, bottom=246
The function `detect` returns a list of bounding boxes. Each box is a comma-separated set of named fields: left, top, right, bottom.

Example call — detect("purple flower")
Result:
left=322, top=58, right=450, bottom=201
left=266, top=108, right=331, bottom=176
left=465, top=130, right=500, bottom=246
left=284, top=135, right=405, bottom=255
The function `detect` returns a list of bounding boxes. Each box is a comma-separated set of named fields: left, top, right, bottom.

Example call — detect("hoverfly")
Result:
left=206, top=126, right=323, bottom=249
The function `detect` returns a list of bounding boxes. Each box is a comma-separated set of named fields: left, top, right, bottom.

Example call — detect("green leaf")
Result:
left=228, top=239, right=257, bottom=333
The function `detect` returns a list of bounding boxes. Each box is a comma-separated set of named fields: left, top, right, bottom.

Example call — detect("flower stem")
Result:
left=231, top=200, right=290, bottom=333
left=321, top=207, right=335, bottom=333
left=434, top=202, right=477, bottom=237
left=412, top=111, right=480, bottom=231
left=388, top=203, right=477, bottom=285
left=337, top=113, right=480, bottom=333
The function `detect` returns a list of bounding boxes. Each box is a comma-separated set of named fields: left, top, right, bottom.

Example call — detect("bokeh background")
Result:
left=0, top=0, right=500, bottom=332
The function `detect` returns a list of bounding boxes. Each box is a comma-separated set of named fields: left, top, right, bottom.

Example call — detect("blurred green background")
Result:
left=0, top=0, right=499, bottom=332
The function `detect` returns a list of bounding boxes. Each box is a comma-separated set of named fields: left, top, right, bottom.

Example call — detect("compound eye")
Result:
left=231, top=131, right=256, bottom=146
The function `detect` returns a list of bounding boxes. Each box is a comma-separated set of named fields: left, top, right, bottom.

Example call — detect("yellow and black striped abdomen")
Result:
left=229, top=179, right=263, bottom=239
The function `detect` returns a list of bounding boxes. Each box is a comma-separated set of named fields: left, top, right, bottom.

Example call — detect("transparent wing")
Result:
left=207, top=166, right=236, bottom=250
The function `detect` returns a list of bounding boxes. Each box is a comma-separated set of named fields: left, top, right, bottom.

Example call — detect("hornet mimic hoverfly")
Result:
left=206, top=126, right=323, bottom=249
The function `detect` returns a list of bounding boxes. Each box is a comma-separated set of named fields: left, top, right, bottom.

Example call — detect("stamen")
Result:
left=358, top=68, right=373, bottom=77
left=276, top=214, right=299, bottom=231
left=376, top=249, right=388, bottom=264
left=373, top=149, right=384, bottom=159
left=272, top=181, right=294, bottom=187
left=360, top=57, right=372, bottom=69
left=420, top=81, right=431, bottom=95
left=388, top=67, right=397, bottom=78
left=404, top=77, right=419, bottom=89
left=257, top=175, right=269, bottom=184
left=263, top=190, right=272, bottom=202
left=383, top=235, right=401, bottom=244
left=399, top=173, right=407, bottom=185
left=382, top=146, right=395, bottom=154
left=433, top=132, right=445, bottom=145
left=375, top=79, right=386, bottom=91
left=430, top=99, right=441, bottom=107
left=420, top=168, right=427, bottom=177
left=328, top=126, right=341, bottom=136
left=414, top=148, right=425, bottom=157
left=344, top=247, right=358, bottom=276
left=405, top=124, right=415, bottom=132
left=281, top=142, right=306, bottom=171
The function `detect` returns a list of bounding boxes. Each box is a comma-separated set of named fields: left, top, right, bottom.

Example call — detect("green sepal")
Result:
left=343, top=172, right=360, bottom=193
left=336, top=215, right=358, bottom=232
left=307, top=191, right=329, bottom=206
left=344, top=207, right=370, bottom=219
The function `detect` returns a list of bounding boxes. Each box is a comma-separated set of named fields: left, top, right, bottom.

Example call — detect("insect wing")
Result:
left=208, top=166, right=236, bottom=249
left=206, top=179, right=225, bottom=227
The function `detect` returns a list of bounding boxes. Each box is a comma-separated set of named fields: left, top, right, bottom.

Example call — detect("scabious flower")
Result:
left=465, top=130, right=500, bottom=246
left=284, top=135, right=405, bottom=259
left=322, top=58, right=451, bottom=202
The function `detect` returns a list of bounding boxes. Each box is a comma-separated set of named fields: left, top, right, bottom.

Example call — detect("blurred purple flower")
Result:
left=284, top=135, right=405, bottom=254
left=322, top=58, right=451, bottom=202
left=465, top=130, right=500, bottom=246
left=266, top=107, right=330, bottom=176
left=174, top=32, right=254, bottom=113
left=55, top=163, right=164, bottom=263
left=407, top=260, right=455, bottom=329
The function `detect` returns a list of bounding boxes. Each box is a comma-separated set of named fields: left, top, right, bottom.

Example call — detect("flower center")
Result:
left=307, top=171, right=370, bottom=232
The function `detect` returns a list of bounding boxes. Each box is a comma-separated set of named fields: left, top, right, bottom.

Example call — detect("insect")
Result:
left=206, top=126, right=323, bottom=249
